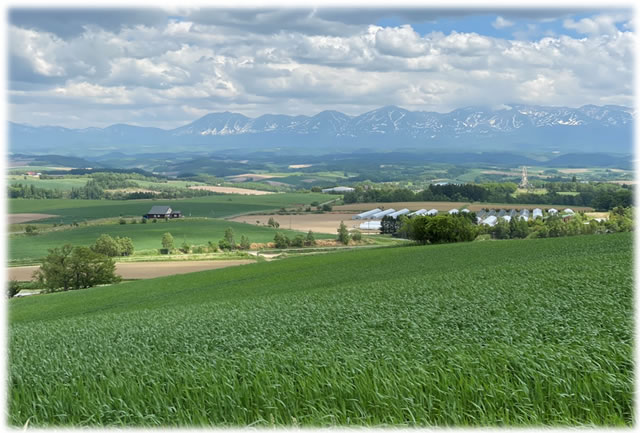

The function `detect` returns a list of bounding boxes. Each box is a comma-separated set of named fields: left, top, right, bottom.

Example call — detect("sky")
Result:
left=6, top=5, right=636, bottom=129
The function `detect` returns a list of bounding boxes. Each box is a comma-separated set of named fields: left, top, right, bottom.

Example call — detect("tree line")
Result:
left=343, top=182, right=632, bottom=211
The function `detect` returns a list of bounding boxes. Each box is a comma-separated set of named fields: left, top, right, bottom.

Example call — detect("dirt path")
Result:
left=8, top=259, right=253, bottom=281
left=9, top=213, right=58, bottom=224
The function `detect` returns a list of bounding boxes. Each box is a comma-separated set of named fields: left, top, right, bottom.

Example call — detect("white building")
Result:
left=322, top=186, right=355, bottom=193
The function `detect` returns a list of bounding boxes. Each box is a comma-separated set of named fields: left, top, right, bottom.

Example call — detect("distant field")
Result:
left=9, top=218, right=333, bottom=264
left=8, top=192, right=332, bottom=224
left=9, top=233, right=632, bottom=426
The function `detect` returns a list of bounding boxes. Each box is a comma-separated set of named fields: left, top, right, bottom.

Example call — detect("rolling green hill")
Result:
left=9, top=233, right=632, bottom=427
left=9, top=218, right=332, bottom=264
left=8, top=192, right=332, bottom=224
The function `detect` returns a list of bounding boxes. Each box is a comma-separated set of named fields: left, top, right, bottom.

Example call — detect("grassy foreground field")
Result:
left=9, top=233, right=632, bottom=427
left=8, top=192, right=332, bottom=224
left=9, top=218, right=332, bottom=264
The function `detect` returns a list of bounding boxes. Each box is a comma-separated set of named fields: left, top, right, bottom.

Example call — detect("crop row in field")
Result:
left=8, top=192, right=332, bottom=224
left=9, top=217, right=333, bottom=264
left=9, top=233, right=632, bottom=427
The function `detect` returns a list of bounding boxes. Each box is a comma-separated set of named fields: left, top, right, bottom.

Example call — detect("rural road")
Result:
left=8, top=259, right=254, bottom=282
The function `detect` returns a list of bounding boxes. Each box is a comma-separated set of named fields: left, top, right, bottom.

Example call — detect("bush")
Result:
left=351, top=230, right=362, bottom=242
left=291, top=234, right=305, bottom=247
left=207, top=241, right=219, bottom=252
left=8, top=280, right=21, bottom=298
left=274, top=232, right=290, bottom=249
left=322, top=204, right=333, bottom=212
left=141, top=218, right=147, bottom=224
left=24, top=225, right=38, bottom=235
left=152, top=218, right=158, bottom=223
left=119, top=218, right=127, bottom=225
left=239, top=235, right=251, bottom=250
left=305, top=230, right=316, bottom=246
left=161, top=233, right=174, bottom=251
left=218, top=239, right=232, bottom=251
left=192, top=245, right=207, bottom=254
left=180, top=241, right=191, bottom=254
left=267, top=217, right=280, bottom=228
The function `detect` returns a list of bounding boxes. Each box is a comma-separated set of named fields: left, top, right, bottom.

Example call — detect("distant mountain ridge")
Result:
left=9, top=104, right=634, bottom=155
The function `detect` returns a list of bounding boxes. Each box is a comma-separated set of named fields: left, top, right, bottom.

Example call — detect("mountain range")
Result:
left=9, top=104, right=634, bottom=156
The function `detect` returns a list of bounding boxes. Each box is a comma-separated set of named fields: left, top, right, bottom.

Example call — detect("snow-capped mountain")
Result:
left=9, top=104, right=633, bottom=155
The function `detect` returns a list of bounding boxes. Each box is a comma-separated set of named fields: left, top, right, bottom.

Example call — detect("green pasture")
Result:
left=9, top=218, right=333, bottom=264
left=8, top=192, right=332, bottom=224
left=9, top=233, right=632, bottom=426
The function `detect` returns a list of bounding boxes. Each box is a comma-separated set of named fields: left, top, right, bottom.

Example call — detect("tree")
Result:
left=218, top=239, right=232, bottom=251
left=322, top=203, right=333, bottom=212
left=267, top=217, right=280, bottom=228
left=239, top=235, right=251, bottom=250
left=162, top=232, right=174, bottom=250
left=337, top=221, right=350, bottom=245
left=224, top=227, right=236, bottom=249
left=411, top=215, right=477, bottom=244
left=305, top=230, right=316, bottom=246
left=116, top=236, right=134, bottom=256
left=92, top=234, right=121, bottom=257
left=34, top=245, right=120, bottom=293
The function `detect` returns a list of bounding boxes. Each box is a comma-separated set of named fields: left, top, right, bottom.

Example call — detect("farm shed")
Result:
left=353, top=208, right=381, bottom=220
left=448, top=209, right=459, bottom=214
left=461, top=209, right=471, bottom=213
left=371, top=209, right=396, bottom=219
left=497, top=209, right=506, bottom=217
left=502, top=215, right=512, bottom=222
left=426, top=209, right=438, bottom=216
left=532, top=208, right=543, bottom=219
left=144, top=206, right=182, bottom=219
left=548, top=208, right=558, bottom=215
left=408, top=209, right=427, bottom=217
left=359, top=221, right=382, bottom=230
left=388, top=209, right=410, bottom=219
left=482, top=215, right=498, bottom=226
left=322, top=186, right=355, bottom=193
left=564, top=208, right=575, bottom=214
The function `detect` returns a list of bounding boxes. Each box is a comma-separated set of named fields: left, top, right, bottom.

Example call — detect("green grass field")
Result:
left=8, top=192, right=332, bottom=224
left=8, top=233, right=632, bottom=427
left=8, top=218, right=333, bottom=264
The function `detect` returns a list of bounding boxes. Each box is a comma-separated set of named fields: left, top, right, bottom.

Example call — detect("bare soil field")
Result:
left=187, top=185, right=274, bottom=195
left=9, top=213, right=58, bottom=224
left=8, top=259, right=253, bottom=282
left=230, top=213, right=362, bottom=234
left=228, top=174, right=278, bottom=182
left=334, top=202, right=469, bottom=212
left=608, top=180, right=636, bottom=185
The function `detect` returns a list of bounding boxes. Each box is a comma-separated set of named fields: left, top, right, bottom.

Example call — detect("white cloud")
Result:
left=563, top=12, right=629, bottom=36
left=7, top=11, right=635, bottom=129
left=492, top=16, right=514, bottom=29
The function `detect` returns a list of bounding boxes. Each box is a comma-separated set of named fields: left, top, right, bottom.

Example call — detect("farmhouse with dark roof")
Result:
left=144, top=205, right=182, bottom=219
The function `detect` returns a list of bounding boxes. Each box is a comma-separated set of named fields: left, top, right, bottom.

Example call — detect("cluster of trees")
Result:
left=273, top=231, right=316, bottom=248
left=159, top=228, right=251, bottom=254
left=33, top=244, right=120, bottom=293
left=9, top=183, right=64, bottom=199
left=396, top=213, right=478, bottom=244
left=343, top=182, right=633, bottom=211
left=383, top=206, right=633, bottom=245
left=91, top=234, right=134, bottom=257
